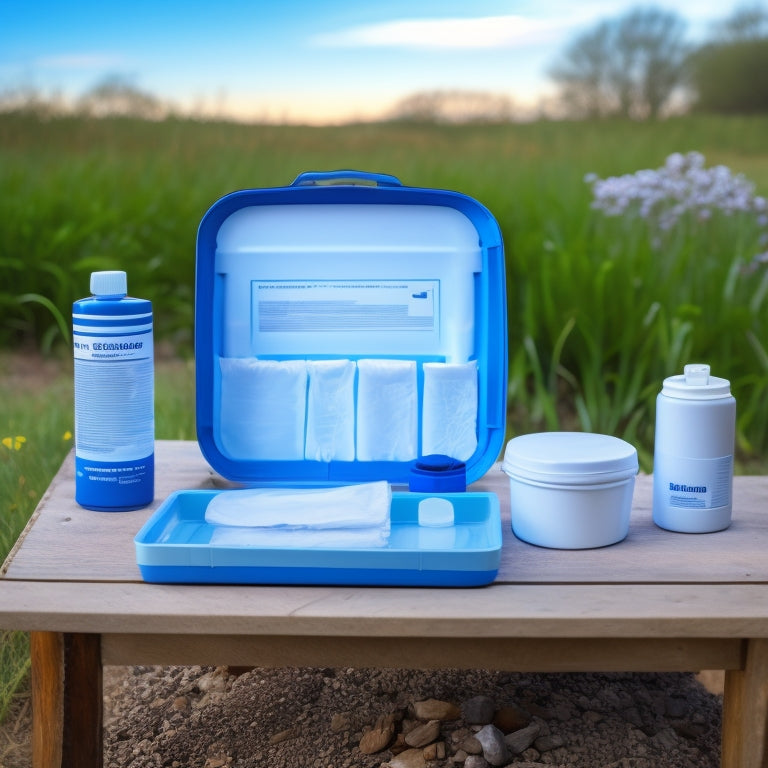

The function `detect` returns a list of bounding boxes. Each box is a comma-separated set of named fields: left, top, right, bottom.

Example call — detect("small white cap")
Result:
left=418, top=497, right=455, bottom=527
left=684, top=364, right=710, bottom=385
left=90, top=271, right=127, bottom=297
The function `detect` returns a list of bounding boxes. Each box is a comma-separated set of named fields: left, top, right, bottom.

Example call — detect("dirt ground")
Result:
left=0, top=668, right=725, bottom=768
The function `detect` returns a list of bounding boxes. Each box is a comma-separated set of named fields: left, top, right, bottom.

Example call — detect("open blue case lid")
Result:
left=195, top=170, right=507, bottom=485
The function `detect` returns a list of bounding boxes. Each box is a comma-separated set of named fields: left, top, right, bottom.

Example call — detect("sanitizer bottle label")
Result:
left=654, top=453, right=732, bottom=510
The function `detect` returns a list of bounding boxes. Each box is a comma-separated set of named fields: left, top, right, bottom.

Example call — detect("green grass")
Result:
left=3, top=113, right=768, bottom=459
left=2, top=111, right=768, bottom=720
left=0, top=354, right=195, bottom=722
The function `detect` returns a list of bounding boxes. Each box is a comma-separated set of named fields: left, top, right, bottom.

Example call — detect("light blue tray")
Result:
left=135, top=490, right=501, bottom=587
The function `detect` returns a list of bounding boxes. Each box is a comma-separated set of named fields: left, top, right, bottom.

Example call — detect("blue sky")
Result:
left=0, top=0, right=746, bottom=123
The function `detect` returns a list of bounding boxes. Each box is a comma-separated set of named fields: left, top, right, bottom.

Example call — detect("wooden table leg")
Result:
left=31, top=631, right=103, bottom=768
left=722, top=638, right=768, bottom=768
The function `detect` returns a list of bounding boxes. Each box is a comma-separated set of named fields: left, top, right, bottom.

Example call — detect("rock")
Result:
left=534, top=733, right=565, bottom=752
left=422, top=741, right=446, bottom=760
left=196, top=668, right=228, bottom=694
left=330, top=711, right=351, bottom=733
left=404, top=719, right=440, bottom=748
left=651, top=726, right=679, bottom=750
left=493, top=704, right=531, bottom=733
left=475, top=724, right=511, bottom=766
left=461, top=734, right=483, bottom=754
left=412, top=697, right=460, bottom=720
left=381, top=747, right=426, bottom=768
left=671, top=720, right=707, bottom=740
left=359, top=713, right=397, bottom=754
left=171, top=696, right=188, bottom=711
left=505, top=722, right=541, bottom=754
left=390, top=732, right=409, bottom=755
left=461, top=695, right=496, bottom=725
left=464, top=756, right=490, bottom=768
left=268, top=728, right=294, bottom=745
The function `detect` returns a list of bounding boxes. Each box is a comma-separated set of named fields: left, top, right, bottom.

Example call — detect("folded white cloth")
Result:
left=204, top=481, right=392, bottom=548
left=421, top=361, right=478, bottom=461
left=356, top=359, right=418, bottom=461
left=209, top=526, right=389, bottom=549
left=219, top=358, right=307, bottom=460
left=305, top=359, right=356, bottom=462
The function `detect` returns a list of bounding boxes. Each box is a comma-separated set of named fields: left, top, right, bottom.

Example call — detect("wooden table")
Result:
left=1, top=440, right=768, bottom=768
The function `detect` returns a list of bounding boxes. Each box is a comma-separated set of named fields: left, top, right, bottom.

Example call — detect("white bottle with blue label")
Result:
left=653, top=364, right=735, bottom=533
left=73, top=271, right=154, bottom=511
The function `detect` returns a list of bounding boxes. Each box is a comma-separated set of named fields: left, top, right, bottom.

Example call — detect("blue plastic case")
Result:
left=134, top=171, right=506, bottom=587
left=135, top=491, right=501, bottom=586
left=195, top=170, right=507, bottom=486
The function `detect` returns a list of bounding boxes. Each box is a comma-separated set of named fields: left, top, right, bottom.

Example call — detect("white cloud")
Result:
left=36, top=53, right=127, bottom=70
left=312, top=15, right=565, bottom=50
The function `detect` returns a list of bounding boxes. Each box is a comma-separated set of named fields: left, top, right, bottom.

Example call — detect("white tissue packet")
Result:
left=356, top=359, right=418, bottom=461
left=219, top=358, right=307, bottom=460
left=204, top=481, right=391, bottom=544
left=422, top=361, right=478, bottom=461
left=305, top=359, right=356, bottom=462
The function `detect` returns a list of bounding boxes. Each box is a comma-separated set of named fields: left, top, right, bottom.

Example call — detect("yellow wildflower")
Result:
left=2, top=436, right=26, bottom=450
left=63, top=430, right=73, bottom=441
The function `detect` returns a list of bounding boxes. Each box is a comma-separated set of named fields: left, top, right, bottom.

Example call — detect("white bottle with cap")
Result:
left=652, top=363, right=736, bottom=533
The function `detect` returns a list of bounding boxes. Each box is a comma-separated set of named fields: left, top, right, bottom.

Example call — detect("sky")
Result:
left=0, top=0, right=750, bottom=124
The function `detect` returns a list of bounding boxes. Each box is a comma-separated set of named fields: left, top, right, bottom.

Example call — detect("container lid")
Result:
left=91, top=270, right=127, bottom=298
left=409, top=454, right=467, bottom=492
left=501, top=432, right=638, bottom=486
left=662, top=363, right=731, bottom=400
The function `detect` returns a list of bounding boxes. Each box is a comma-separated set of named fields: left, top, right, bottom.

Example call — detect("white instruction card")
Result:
left=254, top=280, right=438, bottom=333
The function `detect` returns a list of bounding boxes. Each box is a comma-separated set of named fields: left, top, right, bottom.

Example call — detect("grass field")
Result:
left=1, top=112, right=768, bottom=720
left=3, top=112, right=768, bottom=460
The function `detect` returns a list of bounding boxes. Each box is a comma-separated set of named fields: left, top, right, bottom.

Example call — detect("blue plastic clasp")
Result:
left=291, top=170, right=403, bottom=188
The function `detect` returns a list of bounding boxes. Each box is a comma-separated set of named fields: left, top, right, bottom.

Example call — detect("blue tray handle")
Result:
left=291, top=170, right=403, bottom=188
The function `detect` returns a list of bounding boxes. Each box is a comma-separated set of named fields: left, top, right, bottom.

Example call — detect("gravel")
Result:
left=0, top=665, right=724, bottom=767
left=94, top=665, right=722, bottom=768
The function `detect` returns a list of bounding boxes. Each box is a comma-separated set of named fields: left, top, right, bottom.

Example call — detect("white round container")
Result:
left=653, top=363, right=736, bottom=533
left=501, top=432, right=639, bottom=549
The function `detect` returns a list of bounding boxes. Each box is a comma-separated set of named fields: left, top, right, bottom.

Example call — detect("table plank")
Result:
left=4, top=440, right=768, bottom=585
left=101, top=633, right=743, bottom=671
left=4, top=580, right=768, bottom=638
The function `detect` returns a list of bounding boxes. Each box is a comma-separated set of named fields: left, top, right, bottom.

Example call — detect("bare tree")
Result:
left=714, top=3, right=768, bottom=41
left=76, top=75, right=168, bottom=119
left=549, top=6, right=689, bottom=119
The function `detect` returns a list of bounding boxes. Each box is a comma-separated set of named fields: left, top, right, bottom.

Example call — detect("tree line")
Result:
left=2, top=4, right=767, bottom=123
left=548, top=3, right=768, bottom=120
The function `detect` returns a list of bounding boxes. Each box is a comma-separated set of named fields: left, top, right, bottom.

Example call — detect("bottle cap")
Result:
left=409, top=454, right=467, bottom=492
left=662, top=363, right=731, bottom=400
left=91, top=271, right=127, bottom=298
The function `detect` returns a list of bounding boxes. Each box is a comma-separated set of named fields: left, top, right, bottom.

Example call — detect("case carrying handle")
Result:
left=291, top=170, right=403, bottom=188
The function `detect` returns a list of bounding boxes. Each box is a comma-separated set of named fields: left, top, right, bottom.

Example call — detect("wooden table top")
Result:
left=2, top=440, right=768, bottom=640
